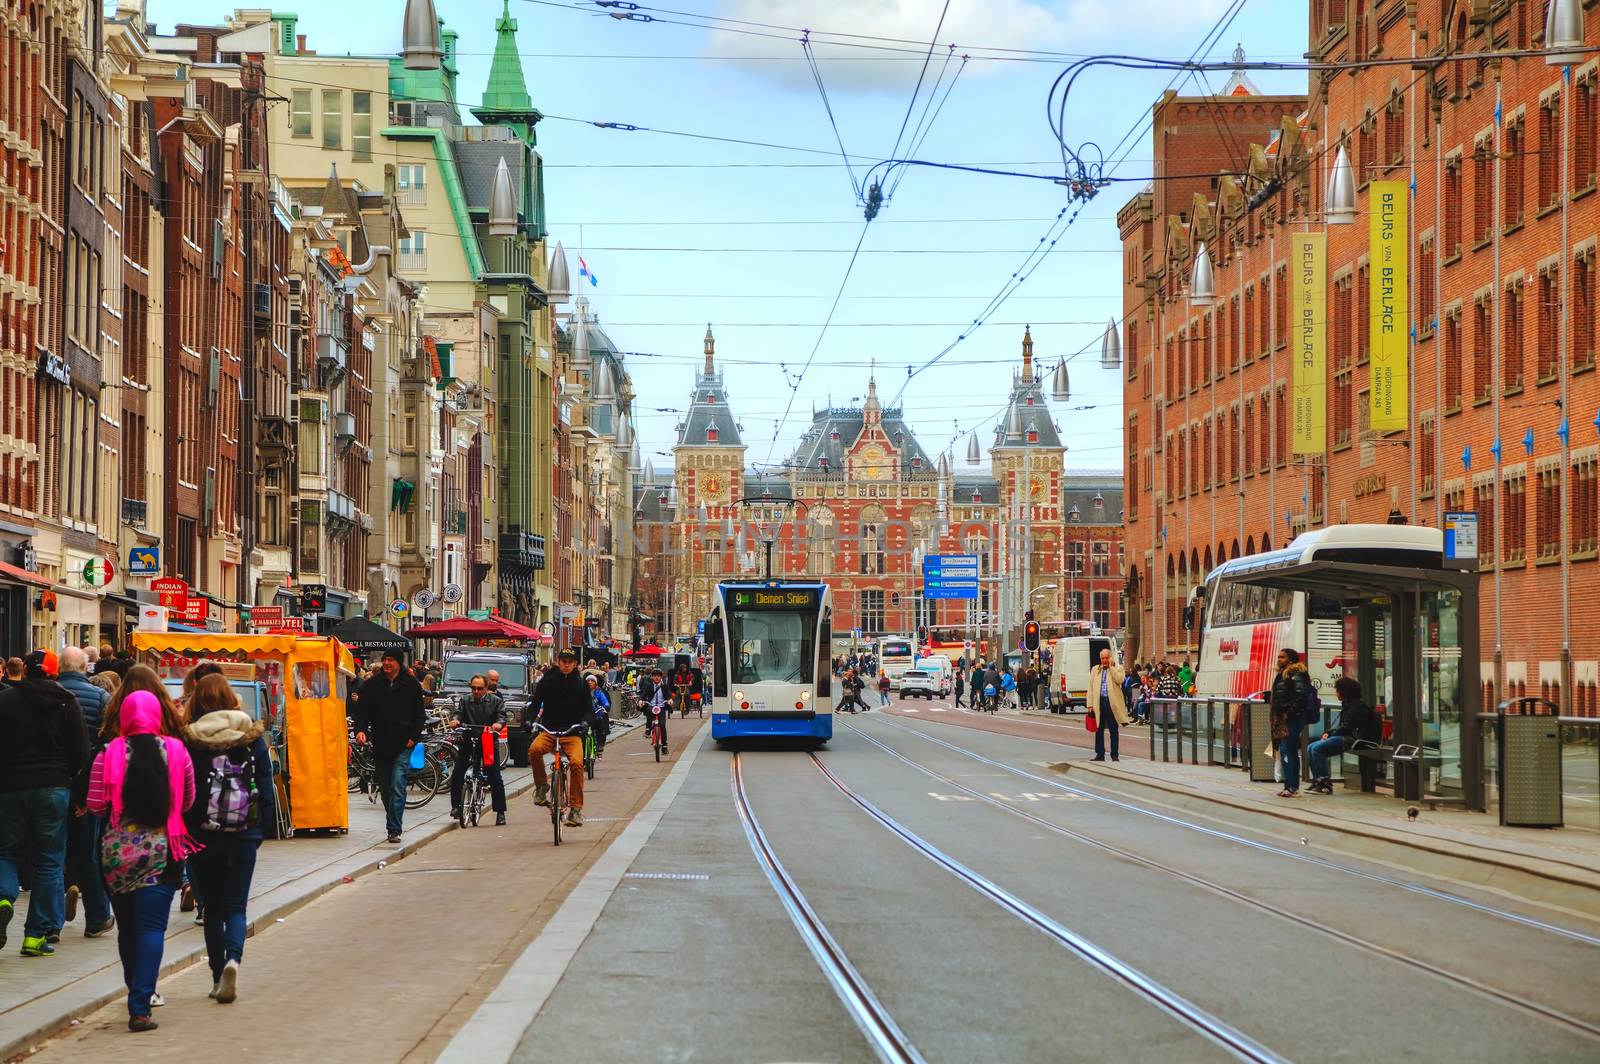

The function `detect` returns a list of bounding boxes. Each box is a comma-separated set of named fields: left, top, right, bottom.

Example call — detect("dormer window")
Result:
left=1093, top=494, right=1105, bottom=509
left=1068, top=506, right=1082, bottom=522
left=972, top=490, right=982, bottom=503
left=1025, top=396, right=1035, bottom=406
left=830, top=430, right=841, bottom=441
left=706, top=426, right=718, bottom=442
left=1026, top=426, right=1039, bottom=444
left=819, top=457, right=830, bottom=469
left=658, top=492, right=668, bottom=504
left=911, top=457, right=922, bottom=469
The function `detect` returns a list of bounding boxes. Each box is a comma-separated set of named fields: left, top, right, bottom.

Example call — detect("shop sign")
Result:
left=176, top=596, right=209, bottom=625
left=82, top=558, right=116, bottom=587
left=247, top=605, right=285, bottom=629
left=151, top=577, right=190, bottom=608
left=128, top=545, right=160, bottom=576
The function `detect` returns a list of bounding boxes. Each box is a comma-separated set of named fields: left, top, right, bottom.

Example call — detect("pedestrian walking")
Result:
left=1269, top=649, right=1313, bottom=797
left=88, top=688, right=200, bottom=1031
left=1087, top=648, right=1130, bottom=762
left=0, top=656, right=23, bottom=689
left=182, top=675, right=276, bottom=1004
left=349, top=650, right=427, bottom=844
left=877, top=671, right=892, bottom=707
left=0, top=651, right=90, bottom=957
left=953, top=666, right=965, bottom=708
left=58, top=647, right=112, bottom=939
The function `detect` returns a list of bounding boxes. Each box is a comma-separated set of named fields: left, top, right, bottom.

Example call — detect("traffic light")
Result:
left=1023, top=620, right=1040, bottom=652
left=299, top=584, right=327, bottom=615
left=917, top=625, right=928, bottom=642
left=1182, top=603, right=1196, bottom=630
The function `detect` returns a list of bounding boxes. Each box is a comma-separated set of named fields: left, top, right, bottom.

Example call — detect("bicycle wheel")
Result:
left=550, top=753, right=564, bottom=846
left=653, top=728, right=662, bottom=763
left=469, top=776, right=482, bottom=827
left=405, top=754, right=442, bottom=809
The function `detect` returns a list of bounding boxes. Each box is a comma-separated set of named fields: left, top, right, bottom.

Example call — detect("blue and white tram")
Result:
left=706, top=581, right=833, bottom=743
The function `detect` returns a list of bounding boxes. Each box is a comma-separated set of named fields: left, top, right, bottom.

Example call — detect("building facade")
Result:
left=1120, top=1, right=1600, bottom=713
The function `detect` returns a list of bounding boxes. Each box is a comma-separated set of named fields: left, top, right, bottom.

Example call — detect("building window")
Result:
left=291, top=89, right=312, bottom=138
left=1358, top=111, right=1376, bottom=187
left=859, top=517, right=884, bottom=575
left=1067, top=590, right=1086, bottom=621
left=321, top=89, right=342, bottom=150
left=1572, top=455, right=1598, bottom=556
left=1443, top=156, right=1462, bottom=259
left=1503, top=280, right=1524, bottom=393
left=1356, top=262, right=1371, bottom=365
left=1473, top=139, right=1493, bottom=245
left=398, top=164, right=427, bottom=206
left=1092, top=590, right=1113, bottom=632
left=1274, top=384, right=1288, bottom=465
left=1244, top=400, right=1256, bottom=473
left=1575, top=76, right=1597, bottom=192
left=1418, top=238, right=1436, bottom=336
left=1503, top=120, right=1525, bottom=229
left=1575, top=252, right=1596, bottom=371
left=1474, top=298, right=1492, bottom=401
left=1537, top=268, right=1559, bottom=382
left=1333, top=370, right=1354, bottom=449
left=1383, top=91, right=1404, bottom=167
left=398, top=229, right=427, bottom=272
left=860, top=589, right=885, bottom=634
left=1091, top=541, right=1111, bottom=578
left=1536, top=466, right=1561, bottom=562
left=1066, top=540, right=1085, bottom=576
left=1420, top=417, right=1436, bottom=498
left=352, top=92, right=372, bottom=160
left=1443, top=308, right=1462, bottom=412
left=1502, top=473, right=1527, bottom=564
left=1274, top=266, right=1287, bottom=348
left=1333, top=273, right=1354, bottom=371
left=807, top=507, right=834, bottom=575
left=1539, top=94, right=1560, bottom=212
left=1127, top=418, right=1139, bottom=518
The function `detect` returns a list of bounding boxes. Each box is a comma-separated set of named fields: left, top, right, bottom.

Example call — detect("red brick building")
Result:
left=1120, top=1, right=1600, bottom=713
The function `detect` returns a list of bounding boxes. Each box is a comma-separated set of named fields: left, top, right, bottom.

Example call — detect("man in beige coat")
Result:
left=1088, top=648, right=1129, bottom=762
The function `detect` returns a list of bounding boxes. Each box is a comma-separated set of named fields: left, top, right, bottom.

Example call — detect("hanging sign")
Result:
left=151, top=577, right=190, bottom=608
left=1291, top=231, right=1326, bottom=456
left=82, top=557, right=116, bottom=587
left=1369, top=179, right=1409, bottom=432
left=128, top=546, right=160, bottom=576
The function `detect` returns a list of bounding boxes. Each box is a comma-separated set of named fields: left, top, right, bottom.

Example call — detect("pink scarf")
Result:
left=103, top=691, right=203, bottom=861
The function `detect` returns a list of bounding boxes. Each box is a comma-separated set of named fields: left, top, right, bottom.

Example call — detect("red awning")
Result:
left=0, top=561, right=49, bottom=588
left=624, top=643, right=667, bottom=657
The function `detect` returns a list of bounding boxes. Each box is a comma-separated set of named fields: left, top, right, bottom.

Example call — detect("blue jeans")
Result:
left=377, top=755, right=408, bottom=837
left=187, top=835, right=258, bottom=979
left=1280, top=724, right=1303, bottom=789
left=1094, top=694, right=1120, bottom=759
left=67, top=809, right=112, bottom=927
left=109, top=883, right=175, bottom=1017
left=1308, top=735, right=1348, bottom=780
left=0, top=787, right=71, bottom=936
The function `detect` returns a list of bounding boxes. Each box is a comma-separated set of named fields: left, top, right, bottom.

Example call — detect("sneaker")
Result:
left=564, top=808, right=583, bottom=828
left=150, top=991, right=165, bottom=1008
left=209, top=982, right=220, bottom=1000
left=194, top=909, right=204, bottom=927
left=450, top=807, right=462, bottom=822
left=128, top=1016, right=158, bottom=1033
left=215, top=959, right=239, bottom=1004
left=85, top=917, right=115, bottom=938
left=386, top=834, right=402, bottom=844
left=65, top=885, right=79, bottom=923
left=20, top=936, right=54, bottom=957
left=0, top=899, right=11, bottom=951
left=532, top=783, right=550, bottom=807
left=495, top=812, right=506, bottom=826
left=45, top=931, right=60, bottom=944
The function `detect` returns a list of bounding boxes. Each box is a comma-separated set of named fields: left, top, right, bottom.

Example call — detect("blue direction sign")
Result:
left=923, top=553, right=979, bottom=600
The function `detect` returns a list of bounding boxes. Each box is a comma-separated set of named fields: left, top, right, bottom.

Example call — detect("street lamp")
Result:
left=401, top=0, right=443, bottom=70
left=1325, top=144, right=1357, bottom=224
left=1099, top=318, right=1121, bottom=370
left=1189, top=242, right=1214, bottom=307
left=1546, top=0, right=1584, bottom=65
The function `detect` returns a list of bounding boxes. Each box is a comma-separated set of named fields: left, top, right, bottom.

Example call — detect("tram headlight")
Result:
left=734, top=690, right=745, bottom=702
left=800, top=690, right=810, bottom=700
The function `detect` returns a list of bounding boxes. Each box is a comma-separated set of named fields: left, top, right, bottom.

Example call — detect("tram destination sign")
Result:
left=923, top=554, right=979, bottom=600
left=730, top=588, right=820, bottom=610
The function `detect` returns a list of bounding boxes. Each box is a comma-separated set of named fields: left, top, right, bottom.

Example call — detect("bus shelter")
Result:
left=1230, top=558, right=1482, bottom=809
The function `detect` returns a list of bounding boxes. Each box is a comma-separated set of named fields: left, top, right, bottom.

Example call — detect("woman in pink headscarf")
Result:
left=86, top=689, right=199, bottom=1032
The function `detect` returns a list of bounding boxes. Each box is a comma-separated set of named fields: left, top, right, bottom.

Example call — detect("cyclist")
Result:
left=585, top=674, right=612, bottom=754
left=670, top=661, right=694, bottom=718
left=448, top=674, right=508, bottom=826
left=999, top=667, right=1018, bottom=710
left=642, top=668, right=670, bottom=754
left=529, top=649, right=590, bottom=827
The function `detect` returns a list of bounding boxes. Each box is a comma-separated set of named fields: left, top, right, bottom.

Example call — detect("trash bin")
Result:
left=1247, top=702, right=1276, bottom=783
left=1498, top=697, right=1562, bottom=828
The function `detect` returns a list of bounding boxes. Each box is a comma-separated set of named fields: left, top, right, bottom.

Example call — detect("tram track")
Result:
left=799, top=751, right=1291, bottom=1064
left=730, top=753, right=926, bottom=1064
left=880, top=713, right=1600, bottom=947
left=841, top=718, right=1600, bottom=1043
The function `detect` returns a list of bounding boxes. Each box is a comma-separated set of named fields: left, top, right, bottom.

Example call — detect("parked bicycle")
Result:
left=346, top=734, right=443, bottom=809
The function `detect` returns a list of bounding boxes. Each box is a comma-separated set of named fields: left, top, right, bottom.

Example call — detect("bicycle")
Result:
left=673, top=684, right=692, bottom=719
left=530, top=721, right=587, bottom=846
left=349, top=738, right=443, bottom=809
left=582, top=723, right=598, bottom=781
left=450, top=727, right=492, bottom=828
left=644, top=703, right=669, bottom=762
left=689, top=691, right=704, bottom=718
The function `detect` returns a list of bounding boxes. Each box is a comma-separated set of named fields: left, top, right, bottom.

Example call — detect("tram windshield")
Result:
left=729, top=608, right=817, bottom=685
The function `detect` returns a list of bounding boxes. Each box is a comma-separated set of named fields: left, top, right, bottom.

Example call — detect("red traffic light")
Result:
left=1022, top=621, right=1040, bottom=652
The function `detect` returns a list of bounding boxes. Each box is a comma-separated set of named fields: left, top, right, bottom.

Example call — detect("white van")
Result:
left=914, top=655, right=953, bottom=695
left=1048, top=634, right=1120, bottom=711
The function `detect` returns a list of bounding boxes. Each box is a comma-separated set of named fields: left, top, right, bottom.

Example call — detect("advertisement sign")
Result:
left=1443, top=511, right=1479, bottom=567
left=1291, top=231, right=1326, bottom=456
left=137, top=604, right=168, bottom=632
left=246, top=605, right=285, bottom=629
left=1368, top=179, right=1409, bottom=433
left=127, top=545, right=160, bottom=576
left=151, top=577, right=190, bottom=609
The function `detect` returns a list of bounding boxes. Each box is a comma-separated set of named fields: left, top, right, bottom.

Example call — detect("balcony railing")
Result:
left=444, top=510, right=468, bottom=535
left=121, top=497, right=148, bottom=526
left=256, top=414, right=293, bottom=456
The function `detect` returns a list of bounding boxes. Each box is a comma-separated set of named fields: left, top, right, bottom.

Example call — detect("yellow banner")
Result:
left=1291, top=232, right=1325, bottom=456
left=1369, top=179, right=1408, bottom=432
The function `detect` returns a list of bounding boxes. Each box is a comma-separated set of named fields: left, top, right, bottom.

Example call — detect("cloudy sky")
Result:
left=148, top=0, right=1309, bottom=475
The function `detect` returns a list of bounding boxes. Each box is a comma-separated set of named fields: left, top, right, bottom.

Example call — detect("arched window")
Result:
left=807, top=506, right=835, bottom=576
left=1245, top=534, right=1256, bottom=555
left=859, top=505, right=886, bottom=576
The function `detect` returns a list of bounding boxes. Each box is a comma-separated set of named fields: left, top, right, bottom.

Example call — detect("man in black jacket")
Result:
left=0, top=651, right=89, bottom=956
left=529, top=650, right=590, bottom=827
left=447, top=674, right=508, bottom=825
left=351, top=649, right=427, bottom=843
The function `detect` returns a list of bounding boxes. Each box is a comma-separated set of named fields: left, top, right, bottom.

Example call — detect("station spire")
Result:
left=1021, top=326, right=1033, bottom=379
left=704, top=323, right=715, bottom=375
left=471, top=0, right=542, bottom=143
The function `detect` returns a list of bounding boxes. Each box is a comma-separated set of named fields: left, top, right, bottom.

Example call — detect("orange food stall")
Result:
left=131, top=632, right=357, bottom=834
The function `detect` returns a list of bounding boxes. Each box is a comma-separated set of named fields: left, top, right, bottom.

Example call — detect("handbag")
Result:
left=408, top=742, right=427, bottom=771
left=1085, top=710, right=1098, bottom=733
left=100, top=822, right=168, bottom=895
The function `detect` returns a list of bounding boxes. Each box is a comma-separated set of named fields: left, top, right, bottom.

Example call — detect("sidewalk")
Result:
left=0, top=765, right=536, bottom=1060
left=1051, top=751, right=1600, bottom=920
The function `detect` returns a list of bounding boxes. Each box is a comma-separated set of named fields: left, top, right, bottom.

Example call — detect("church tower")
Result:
left=671, top=326, right=746, bottom=629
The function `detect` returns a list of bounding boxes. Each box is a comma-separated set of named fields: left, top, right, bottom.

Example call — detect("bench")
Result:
left=1341, top=739, right=1414, bottom=792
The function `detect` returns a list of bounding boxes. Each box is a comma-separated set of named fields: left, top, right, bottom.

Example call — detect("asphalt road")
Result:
left=514, top=701, right=1600, bottom=1063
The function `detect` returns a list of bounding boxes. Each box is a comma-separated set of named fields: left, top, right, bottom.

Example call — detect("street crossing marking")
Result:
left=623, top=872, right=710, bottom=881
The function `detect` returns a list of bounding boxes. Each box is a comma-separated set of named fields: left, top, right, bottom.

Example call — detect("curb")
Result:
left=0, top=773, right=535, bottom=1063
left=1052, top=760, right=1600, bottom=921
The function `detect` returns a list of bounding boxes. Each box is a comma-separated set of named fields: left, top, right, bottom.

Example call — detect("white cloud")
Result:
left=701, top=0, right=1239, bottom=91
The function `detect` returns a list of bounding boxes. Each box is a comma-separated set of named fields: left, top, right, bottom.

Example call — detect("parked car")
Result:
left=897, top=668, right=947, bottom=699
left=434, top=649, right=538, bottom=766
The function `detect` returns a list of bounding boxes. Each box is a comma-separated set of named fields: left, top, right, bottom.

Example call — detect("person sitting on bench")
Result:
left=1307, top=677, right=1382, bottom=794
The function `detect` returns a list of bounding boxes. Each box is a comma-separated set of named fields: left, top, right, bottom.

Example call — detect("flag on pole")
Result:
left=578, top=256, right=598, bottom=286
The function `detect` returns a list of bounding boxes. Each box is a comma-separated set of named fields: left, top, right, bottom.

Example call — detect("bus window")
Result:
left=1226, top=582, right=1246, bottom=624
left=1275, top=588, right=1297, bottom=619
left=1244, top=585, right=1265, bottom=622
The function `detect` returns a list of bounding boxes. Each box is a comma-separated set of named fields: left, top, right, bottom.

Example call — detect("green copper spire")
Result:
left=473, top=0, right=541, bottom=142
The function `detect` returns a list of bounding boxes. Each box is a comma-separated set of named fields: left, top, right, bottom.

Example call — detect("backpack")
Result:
left=1303, top=684, right=1322, bottom=727
left=203, top=749, right=259, bottom=833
